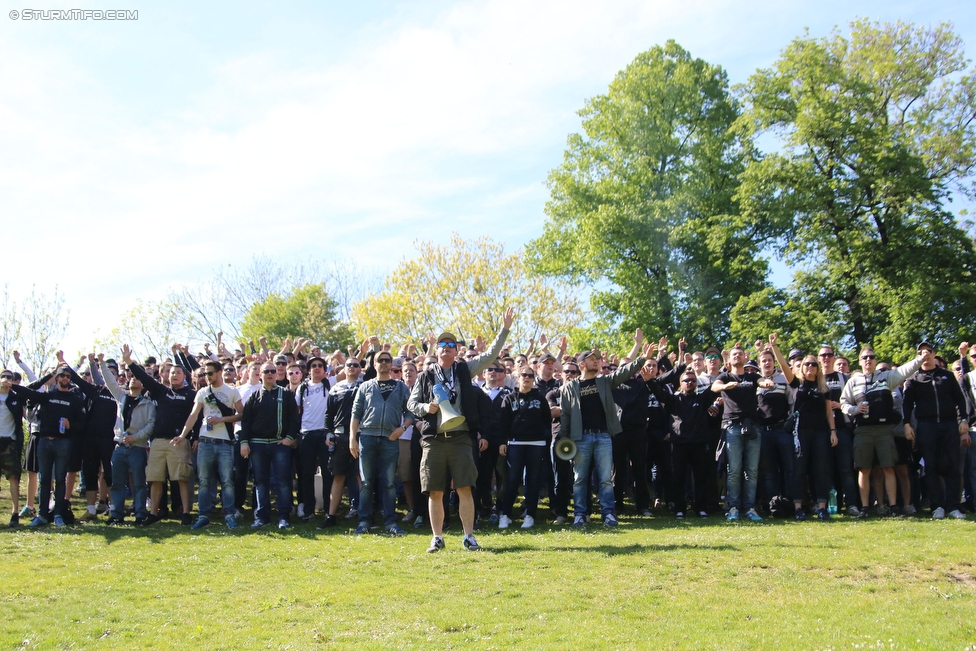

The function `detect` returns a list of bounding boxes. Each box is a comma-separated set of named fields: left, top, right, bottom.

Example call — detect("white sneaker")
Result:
left=932, top=507, right=946, bottom=519
left=521, top=515, right=535, bottom=529
left=948, top=509, right=966, bottom=520
left=498, top=514, right=512, bottom=529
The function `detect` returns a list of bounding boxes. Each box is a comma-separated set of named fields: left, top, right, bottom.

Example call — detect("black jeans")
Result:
left=916, top=421, right=962, bottom=512
left=793, top=429, right=832, bottom=504
left=612, top=427, right=651, bottom=511
left=671, top=442, right=709, bottom=513
left=298, top=430, right=332, bottom=516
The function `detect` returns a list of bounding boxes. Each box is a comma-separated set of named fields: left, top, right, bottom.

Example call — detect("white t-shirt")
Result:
left=0, top=394, right=16, bottom=438
left=298, top=379, right=331, bottom=433
left=195, top=383, right=242, bottom=441
left=235, top=383, right=262, bottom=435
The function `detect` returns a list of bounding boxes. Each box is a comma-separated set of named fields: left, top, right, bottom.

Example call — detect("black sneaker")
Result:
left=316, top=515, right=337, bottom=530
left=106, top=517, right=125, bottom=526
left=462, top=534, right=483, bottom=551
left=795, top=508, right=807, bottom=522
left=141, top=513, right=161, bottom=526
left=817, top=508, right=830, bottom=521
left=8, top=514, right=19, bottom=528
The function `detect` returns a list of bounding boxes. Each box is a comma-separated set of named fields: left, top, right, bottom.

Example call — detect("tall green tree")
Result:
left=527, top=40, right=770, bottom=348
left=240, top=283, right=353, bottom=352
left=734, top=20, right=976, bottom=361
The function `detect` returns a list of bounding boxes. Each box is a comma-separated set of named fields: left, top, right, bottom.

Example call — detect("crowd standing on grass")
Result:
left=2, top=312, right=976, bottom=553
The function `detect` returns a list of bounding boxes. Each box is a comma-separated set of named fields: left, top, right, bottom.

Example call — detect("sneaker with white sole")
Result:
left=948, top=509, right=966, bottom=520
left=498, top=514, right=512, bottom=529
left=462, top=534, right=482, bottom=551
left=426, top=536, right=445, bottom=553
left=603, top=514, right=618, bottom=527
left=53, top=515, right=66, bottom=528
left=745, top=509, right=763, bottom=522
left=520, top=515, right=535, bottom=529
left=932, top=507, right=946, bottom=519
left=726, top=507, right=739, bottom=522
left=572, top=515, right=586, bottom=528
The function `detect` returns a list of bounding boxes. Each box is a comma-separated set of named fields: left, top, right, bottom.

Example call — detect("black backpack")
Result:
left=856, top=377, right=896, bottom=427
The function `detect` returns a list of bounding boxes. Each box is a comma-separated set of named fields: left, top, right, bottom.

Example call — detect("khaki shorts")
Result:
left=853, top=425, right=897, bottom=469
left=395, top=439, right=412, bottom=483
left=420, top=434, right=477, bottom=494
left=146, top=438, right=193, bottom=482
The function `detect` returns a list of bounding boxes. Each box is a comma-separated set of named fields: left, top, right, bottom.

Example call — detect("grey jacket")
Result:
left=559, top=356, right=645, bottom=441
left=352, top=379, right=415, bottom=437
left=101, top=359, right=156, bottom=446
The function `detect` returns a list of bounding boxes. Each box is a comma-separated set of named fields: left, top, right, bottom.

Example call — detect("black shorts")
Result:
left=82, top=438, right=116, bottom=488
left=67, top=436, right=84, bottom=473
left=328, top=436, right=356, bottom=477
left=24, top=432, right=39, bottom=473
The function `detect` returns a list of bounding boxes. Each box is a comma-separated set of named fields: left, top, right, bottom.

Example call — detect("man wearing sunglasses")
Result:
left=0, top=369, right=26, bottom=526
left=10, top=365, right=86, bottom=527
left=174, top=360, right=244, bottom=529
left=840, top=345, right=925, bottom=517
left=296, top=356, right=333, bottom=523
left=408, top=306, right=515, bottom=552
left=318, top=356, right=363, bottom=528
left=474, top=360, right=511, bottom=525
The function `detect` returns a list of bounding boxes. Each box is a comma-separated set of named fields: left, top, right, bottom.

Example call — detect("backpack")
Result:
left=855, top=376, right=896, bottom=427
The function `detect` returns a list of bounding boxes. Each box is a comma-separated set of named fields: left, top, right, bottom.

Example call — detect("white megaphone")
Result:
left=432, top=383, right=466, bottom=431
left=554, top=437, right=577, bottom=461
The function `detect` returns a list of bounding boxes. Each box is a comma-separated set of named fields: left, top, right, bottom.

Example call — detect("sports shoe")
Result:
left=225, top=514, right=238, bottom=529
left=53, top=515, right=66, bottom=528
left=317, top=515, right=337, bottom=530
left=426, top=536, right=445, bottom=553
left=948, top=509, right=966, bottom=520
left=19, top=505, right=36, bottom=518
left=856, top=509, right=869, bottom=520
left=81, top=512, right=99, bottom=522
left=278, top=519, right=290, bottom=530
left=251, top=518, right=268, bottom=529
left=676, top=511, right=685, bottom=519
left=413, top=515, right=426, bottom=528
left=521, top=515, right=535, bottom=529
left=386, top=524, right=406, bottom=537
left=795, top=508, right=807, bottom=522
left=745, top=509, right=763, bottom=522
left=876, top=504, right=890, bottom=517
left=181, top=513, right=194, bottom=526
left=902, top=504, right=917, bottom=515
left=933, top=507, right=946, bottom=520
left=28, top=515, right=49, bottom=528
left=572, top=515, right=586, bottom=528
left=354, top=523, right=369, bottom=535
left=699, top=511, right=708, bottom=518
left=554, top=515, right=568, bottom=525
left=726, top=507, right=739, bottom=522
left=846, top=506, right=862, bottom=517
left=106, top=517, right=124, bottom=526
left=96, top=501, right=110, bottom=515
left=498, top=514, right=512, bottom=529
left=344, top=508, right=358, bottom=520
left=603, top=514, right=618, bottom=528
left=141, top=513, right=161, bottom=526
left=817, top=508, right=830, bottom=521
left=462, top=534, right=482, bottom=551
left=191, top=516, right=210, bottom=530
left=638, top=509, right=653, bottom=517
left=401, top=510, right=415, bottom=523
left=487, top=513, right=499, bottom=525
left=8, top=513, right=19, bottom=528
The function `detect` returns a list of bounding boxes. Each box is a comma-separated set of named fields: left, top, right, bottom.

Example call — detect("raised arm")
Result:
left=767, top=334, right=794, bottom=384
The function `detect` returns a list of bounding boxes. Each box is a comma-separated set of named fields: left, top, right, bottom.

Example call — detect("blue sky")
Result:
left=2, top=0, right=973, bottom=355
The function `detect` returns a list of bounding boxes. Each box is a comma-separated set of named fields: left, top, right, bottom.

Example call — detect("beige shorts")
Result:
left=146, top=438, right=194, bottom=482
left=395, top=439, right=412, bottom=483
left=420, top=434, right=477, bottom=494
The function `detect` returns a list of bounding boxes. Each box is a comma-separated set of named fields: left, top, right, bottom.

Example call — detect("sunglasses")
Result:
left=706, top=354, right=721, bottom=360
left=391, top=368, right=402, bottom=373
left=437, top=341, right=457, bottom=349
left=287, top=370, right=302, bottom=376
left=57, top=374, right=71, bottom=379
left=0, top=374, right=13, bottom=380
left=520, top=373, right=536, bottom=379
left=802, top=362, right=819, bottom=367
left=818, top=352, right=835, bottom=358
left=376, top=358, right=393, bottom=364
left=206, top=371, right=218, bottom=376
left=345, top=363, right=361, bottom=369
left=309, top=364, right=325, bottom=369
left=275, top=361, right=287, bottom=366
left=860, top=355, right=877, bottom=360
left=681, top=378, right=697, bottom=384
left=952, top=366, right=962, bottom=372
left=969, top=354, right=976, bottom=359
left=564, top=369, right=580, bottom=376
left=486, top=367, right=504, bottom=373
left=261, top=369, right=277, bottom=375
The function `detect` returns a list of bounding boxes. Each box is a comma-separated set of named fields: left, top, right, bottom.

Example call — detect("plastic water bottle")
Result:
left=828, top=488, right=838, bottom=515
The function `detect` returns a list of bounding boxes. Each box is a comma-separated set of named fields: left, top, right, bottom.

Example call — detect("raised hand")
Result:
left=502, top=306, right=515, bottom=330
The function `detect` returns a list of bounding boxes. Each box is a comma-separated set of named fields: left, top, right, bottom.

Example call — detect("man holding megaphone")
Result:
left=408, top=307, right=515, bottom=553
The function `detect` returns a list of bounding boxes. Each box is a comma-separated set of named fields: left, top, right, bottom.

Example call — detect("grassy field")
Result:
left=2, top=498, right=976, bottom=651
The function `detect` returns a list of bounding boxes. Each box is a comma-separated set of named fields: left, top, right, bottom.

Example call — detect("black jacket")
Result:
left=129, top=363, right=196, bottom=440
left=903, top=367, right=967, bottom=425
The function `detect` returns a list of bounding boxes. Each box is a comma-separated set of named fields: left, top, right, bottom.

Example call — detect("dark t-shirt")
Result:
left=717, top=371, right=762, bottom=423
left=794, top=380, right=830, bottom=432
left=755, top=372, right=799, bottom=425
left=378, top=379, right=398, bottom=400
left=579, top=379, right=608, bottom=431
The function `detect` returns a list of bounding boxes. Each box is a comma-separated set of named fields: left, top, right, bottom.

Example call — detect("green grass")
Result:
left=2, top=499, right=976, bottom=650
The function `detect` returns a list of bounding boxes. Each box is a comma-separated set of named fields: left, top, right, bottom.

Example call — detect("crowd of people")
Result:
left=2, top=309, right=975, bottom=553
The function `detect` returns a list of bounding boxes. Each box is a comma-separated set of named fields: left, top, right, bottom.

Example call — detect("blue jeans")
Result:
left=725, top=423, right=761, bottom=511
left=197, top=439, right=236, bottom=516
left=572, top=432, right=615, bottom=518
left=358, top=435, right=399, bottom=527
left=37, top=437, right=72, bottom=519
left=110, top=445, right=148, bottom=519
left=250, top=442, right=293, bottom=522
